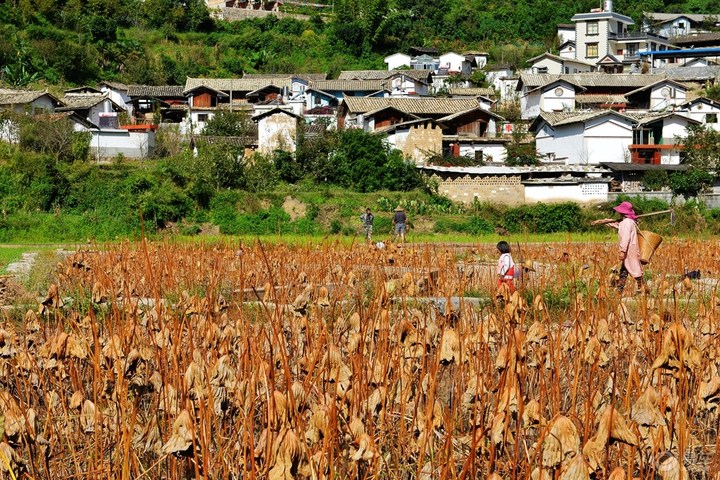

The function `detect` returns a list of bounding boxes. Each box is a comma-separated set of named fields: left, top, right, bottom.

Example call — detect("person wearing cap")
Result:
left=594, top=201, right=644, bottom=293
left=392, top=206, right=407, bottom=244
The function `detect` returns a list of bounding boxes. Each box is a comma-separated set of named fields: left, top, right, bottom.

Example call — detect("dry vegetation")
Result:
left=0, top=238, right=718, bottom=479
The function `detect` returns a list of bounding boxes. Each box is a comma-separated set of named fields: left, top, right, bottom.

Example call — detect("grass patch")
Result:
left=0, top=247, right=29, bottom=272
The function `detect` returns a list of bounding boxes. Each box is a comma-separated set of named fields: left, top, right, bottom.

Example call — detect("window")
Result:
left=707, top=113, right=718, bottom=124
left=678, top=21, right=686, bottom=31
left=626, top=43, right=638, bottom=56
left=587, top=21, right=599, bottom=35
left=537, top=66, right=548, bottom=74
left=586, top=43, right=599, bottom=58
left=197, top=114, right=208, bottom=122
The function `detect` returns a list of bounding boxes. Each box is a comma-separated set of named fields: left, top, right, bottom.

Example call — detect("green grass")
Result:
left=0, top=246, right=31, bottom=273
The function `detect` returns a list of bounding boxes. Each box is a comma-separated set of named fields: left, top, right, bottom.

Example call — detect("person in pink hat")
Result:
left=593, top=201, right=644, bottom=293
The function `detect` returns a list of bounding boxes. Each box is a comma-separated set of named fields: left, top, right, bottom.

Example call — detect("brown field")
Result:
left=0, top=237, right=718, bottom=479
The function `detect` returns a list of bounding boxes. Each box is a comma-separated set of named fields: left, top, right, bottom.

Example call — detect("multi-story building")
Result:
left=570, top=0, right=675, bottom=72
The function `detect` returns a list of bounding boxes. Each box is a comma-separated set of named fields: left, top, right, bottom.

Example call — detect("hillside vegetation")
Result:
left=2, top=0, right=720, bottom=88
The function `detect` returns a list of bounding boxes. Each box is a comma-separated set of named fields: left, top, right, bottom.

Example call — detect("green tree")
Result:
left=678, top=124, right=720, bottom=171
left=202, top=110, right=250, bottom=137
left=669, top=169, right=714, bottom=199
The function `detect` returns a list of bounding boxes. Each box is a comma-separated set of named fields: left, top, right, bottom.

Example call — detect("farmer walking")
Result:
left=360, top=208, right=374, bottom=242
left=593, top=201, right=645, bottom=294
left=392, top=206, right=407, bottom=244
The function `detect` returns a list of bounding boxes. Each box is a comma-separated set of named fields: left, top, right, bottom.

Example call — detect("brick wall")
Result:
left=430, top=173, right=525, bottom=205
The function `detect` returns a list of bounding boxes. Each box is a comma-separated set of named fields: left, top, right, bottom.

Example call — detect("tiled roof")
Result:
left=536, top=111, right=620, bottom=127
left=644, top=12, right=712, bottom=23
left=519, top=73, right=665, bottom=89
left=537, top=110, right=691, bottom=127
left=437, top=107, right=504, bottom=122
left=242, top=73, right=328, bottom=81
left=337, top=70, right=432, bottom=82
left=56, top=93, right=107, bottom=110
left=309, top=80, right=390, bottom=91
left=184, top=77, right=291, bottom=93
left=127, top=85, right=185, bottom=97
left=674, top=32, right=720, bottom=45
left=575, top=94, right=628, bottom=104
left=526, top=52, right=597, bottom=67
left=341, top=97, right=481, bottom=115
left=658, top=66, right=720, bottom=82
left=448, top=87, right=496, bottom=97
left=0, top=89, right=51, bottom=106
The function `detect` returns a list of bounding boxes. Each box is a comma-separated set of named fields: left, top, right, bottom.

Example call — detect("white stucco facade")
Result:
left=256, top=111, right=298, bottom=154
left=439, top=52, right=470, bottom=74
left=524, top=181, right=608, bottom=203
left=583, top=116, right=633, bottom=164
left=521, top=82, right=577, bottom=119
left=384, top=53, right=412, bottom=70
left=89, top=129, right=155, bottom=160
left=678, top=100, right=720, bottom=132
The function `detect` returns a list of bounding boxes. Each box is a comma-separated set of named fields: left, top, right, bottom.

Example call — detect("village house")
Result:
left=516, top=72, right=667, bottom=118
left=642, top=13, right=720, bottom=39
left=305, top=80, right=390, bottom=111
left=337, top=70, right=433, bottom=96
left=57, top=87, right=125, bottom=128
left=530, top=110, right=700, bottom=165
left=570, top=1, right=676, bottom=73
left=127, top=85, right=187, bottom=124
left=338, top=97, right=507, bottom=164
left=99, top=81, right=132, bottom=116
left=677, top=97, right=720, bottom=131
left=0, top=88, right=62, bottom=143
left=527, top=53, right=597, bottom=75
left=252, top=107, right=302, bottom=154
left=624, top=78, right=688, bottom=111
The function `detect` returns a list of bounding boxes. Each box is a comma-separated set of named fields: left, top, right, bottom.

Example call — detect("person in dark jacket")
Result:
left=392, top=206, right=407, bottom=244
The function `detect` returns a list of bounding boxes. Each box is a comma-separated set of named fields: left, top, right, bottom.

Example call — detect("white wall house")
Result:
left=678, top=98, right=720, bottom=132
left=384, top=53, right=413, bottom=70
left=527, top=53, right=596, bottom=74
left=531, top=111, right=635, bottom=164
left=642, top=13, right=717, bottom=38
left=625, top=79, right=687, bottom=111
left=252, top=107, right=301, bottom=154
left=532, top=110, right=701, bottom=166
left=88, top=128, right=156, bottom=160
left=557, top=24, right=576, bottom=45
left=439, top=52, right=472, bottom=75
left=99, top=81, right=132, bottom=116
left=520, top=80, right=582, bottom=119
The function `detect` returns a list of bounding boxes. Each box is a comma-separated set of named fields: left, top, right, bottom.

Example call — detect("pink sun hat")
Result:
left=613, top=201, right=638, bottom=220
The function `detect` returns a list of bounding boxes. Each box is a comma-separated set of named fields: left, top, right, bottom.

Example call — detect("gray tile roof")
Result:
left=575, top=94, right=628, bottom=105
left=518, top=73, right=665, bottom=89
left=644, top=12, right=713, bottom=23
left=537, top=109, right=693, bottom=127
left=309, top=79, right=390, bottom=91
left=0, top=89, right=52, bottom=106
left=674, top=32, right=720, bottom=45
left=242, top=73, right=328, bottom=81
left=341, top=97, right=481, bottom=115
left=184, top=77, right=291, bottom=93
left=338, top=69, right=432, bottom=82
left=56, top=93, right=107, bottom=110
left=657, top=65, right=720, bottom=82
left=448, top=87, right=496, bottom=97
left=127, top=85, right=185, bottom=97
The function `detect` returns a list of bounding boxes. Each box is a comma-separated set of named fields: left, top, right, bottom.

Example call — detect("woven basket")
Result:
left=638, top=230, right=663, bottom=264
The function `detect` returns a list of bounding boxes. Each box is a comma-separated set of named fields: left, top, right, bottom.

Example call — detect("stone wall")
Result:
left=216, top=7, right=312, bottom=21
left=431, top=173, right=524, bottom=205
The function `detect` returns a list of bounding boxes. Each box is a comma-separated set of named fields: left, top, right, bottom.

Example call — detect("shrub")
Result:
left=503, top=202, right=583, bottom=233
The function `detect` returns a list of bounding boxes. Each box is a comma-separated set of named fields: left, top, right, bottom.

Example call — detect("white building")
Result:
left=531, top=110, right=700, bottom=165
left=527, top=53, right=597, bottom=74
left=678, top=97, right=720, bottom=132
left=384, top=53, right=413, bottom=70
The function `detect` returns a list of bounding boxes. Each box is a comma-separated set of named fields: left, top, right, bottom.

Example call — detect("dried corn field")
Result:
left=1, top=238, right=719, bottom=479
